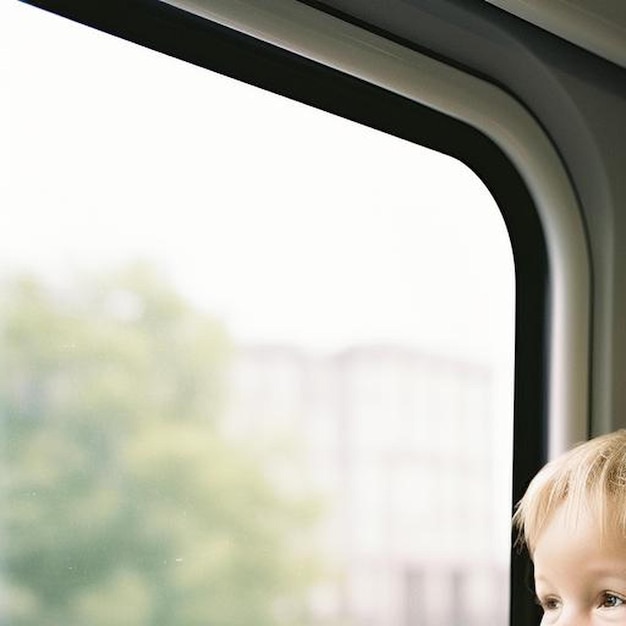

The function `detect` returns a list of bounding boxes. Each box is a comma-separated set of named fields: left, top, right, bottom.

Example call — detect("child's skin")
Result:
left=533, top=505, right=626, bottom=625
left=513, top=430, right=626, bottom=625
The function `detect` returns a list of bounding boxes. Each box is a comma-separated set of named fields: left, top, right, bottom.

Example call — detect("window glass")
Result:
left=1, top=3, right=514, bottom=625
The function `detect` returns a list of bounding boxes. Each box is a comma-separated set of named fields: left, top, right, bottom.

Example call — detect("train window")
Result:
left=2, top=2, right=514, bottom=626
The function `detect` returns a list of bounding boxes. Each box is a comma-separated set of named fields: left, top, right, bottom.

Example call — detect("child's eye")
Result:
left=600, top=593, right=625, bottom=608
left=537, top=596, right=561, bottom=612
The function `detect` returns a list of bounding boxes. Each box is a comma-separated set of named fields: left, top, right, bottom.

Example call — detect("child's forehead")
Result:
left=537, top=498, right=626, bottom=551
left=534, top=503, right=626, bottom=590
left=517, top=431, right=626, bottom=556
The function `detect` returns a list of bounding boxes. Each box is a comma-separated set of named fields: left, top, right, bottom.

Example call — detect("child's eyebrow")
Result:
left=587, top=565, right=626, bottom=577
left=593, top=564, right=626, bottom=580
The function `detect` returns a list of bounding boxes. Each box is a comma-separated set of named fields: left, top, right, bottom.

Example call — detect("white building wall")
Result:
left=223, top=345, right=508, bottom=626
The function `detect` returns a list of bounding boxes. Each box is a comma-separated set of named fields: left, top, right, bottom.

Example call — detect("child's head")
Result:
left=514, top=429, right=626, bottom=554
left=514, top=429, right=626, bottom=623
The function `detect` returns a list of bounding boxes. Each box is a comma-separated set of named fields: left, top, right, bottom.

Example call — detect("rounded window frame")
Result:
left=21, top=1, right=593, bottom=623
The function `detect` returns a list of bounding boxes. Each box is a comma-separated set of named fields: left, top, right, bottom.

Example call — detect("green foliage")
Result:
left=0, top=265, right=319, bottom=626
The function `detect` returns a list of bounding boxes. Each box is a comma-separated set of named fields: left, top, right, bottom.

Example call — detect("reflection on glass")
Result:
left=2, top=3, right=514, bottom=626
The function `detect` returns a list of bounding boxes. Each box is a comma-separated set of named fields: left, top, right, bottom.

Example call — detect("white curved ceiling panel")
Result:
left=483, top=0, right=626, bottom=68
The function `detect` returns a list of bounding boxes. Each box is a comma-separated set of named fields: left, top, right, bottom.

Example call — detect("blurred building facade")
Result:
left=224, top=344, right=509, bottom=626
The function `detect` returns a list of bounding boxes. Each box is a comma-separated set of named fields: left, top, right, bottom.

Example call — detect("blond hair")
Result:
left=513, top=429, right=626, bottom=554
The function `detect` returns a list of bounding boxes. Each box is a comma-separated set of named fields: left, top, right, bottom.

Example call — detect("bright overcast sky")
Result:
left=1, top=0, right=514, bottom=366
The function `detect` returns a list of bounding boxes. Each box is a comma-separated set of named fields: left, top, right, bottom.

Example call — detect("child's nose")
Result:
left=554, top=608, right=590, bottom=626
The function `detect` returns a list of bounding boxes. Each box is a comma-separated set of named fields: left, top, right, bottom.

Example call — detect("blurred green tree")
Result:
left=0, top=265, right=319, bottom=626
